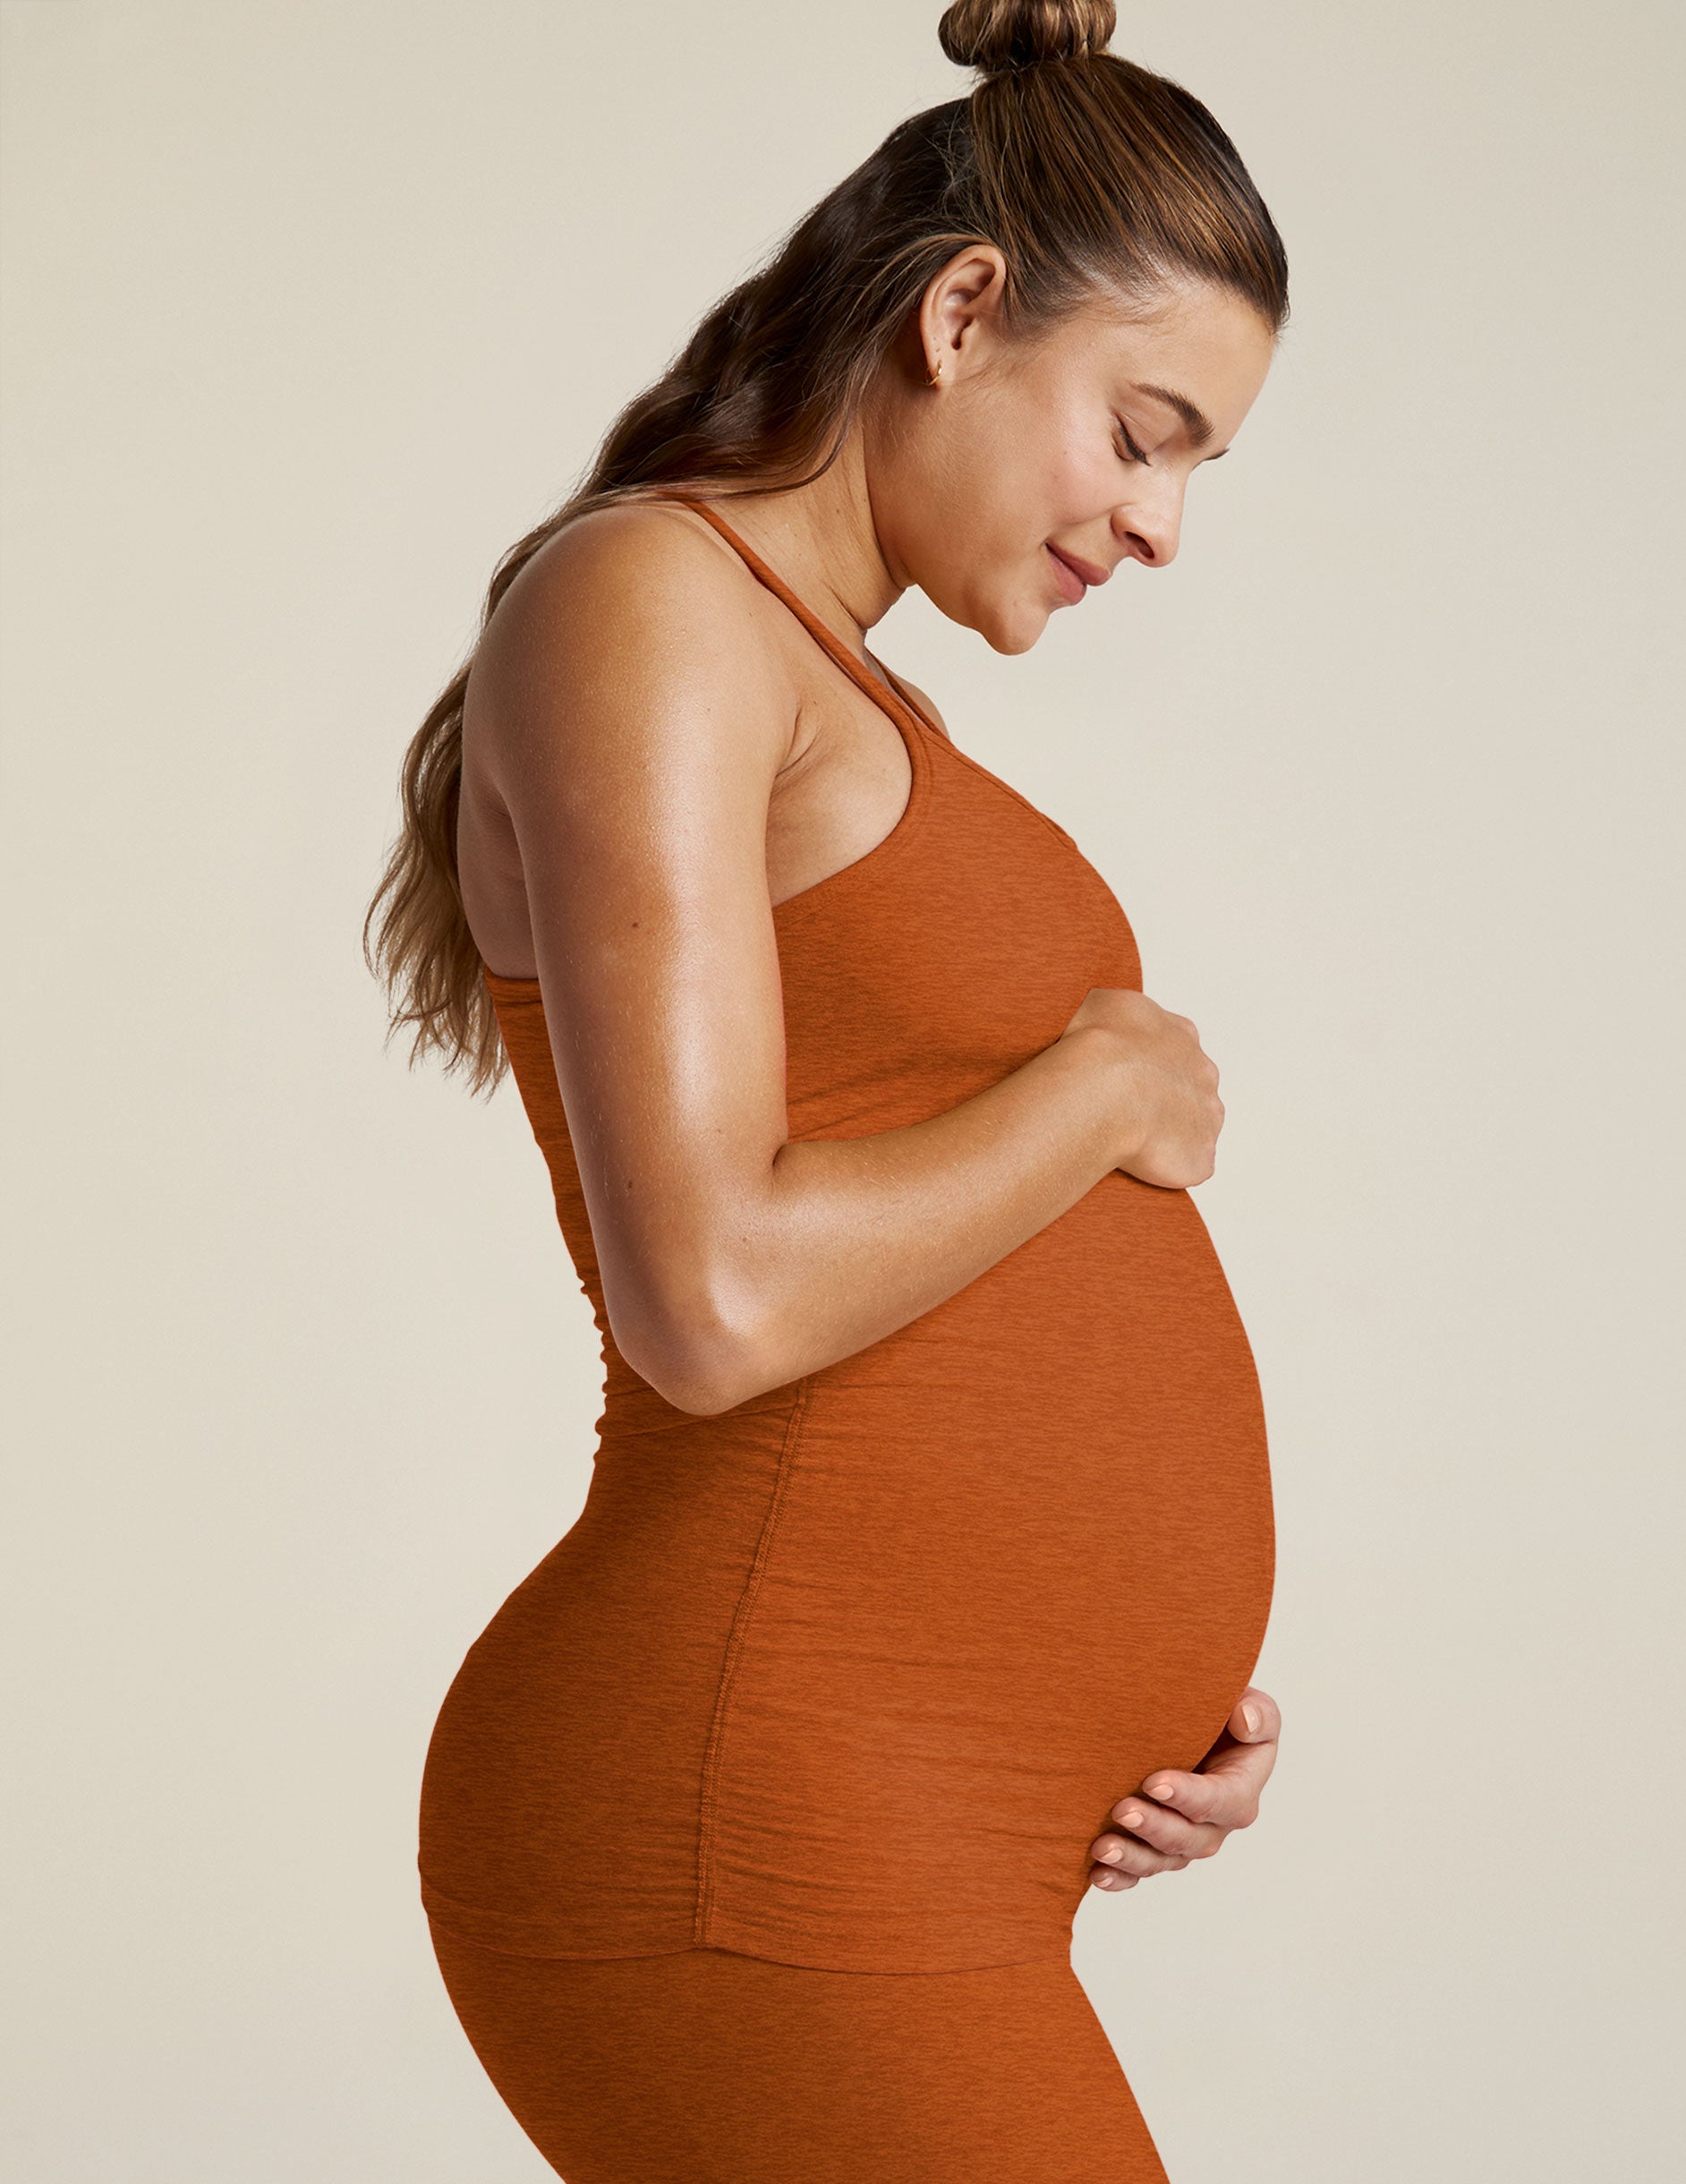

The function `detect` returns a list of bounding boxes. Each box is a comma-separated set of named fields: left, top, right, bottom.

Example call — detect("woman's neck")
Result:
left=700, top=427, right=903, bottom=647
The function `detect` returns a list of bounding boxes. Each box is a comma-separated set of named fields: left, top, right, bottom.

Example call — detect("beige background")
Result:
left=4, top=2, right=1682, bottom=2176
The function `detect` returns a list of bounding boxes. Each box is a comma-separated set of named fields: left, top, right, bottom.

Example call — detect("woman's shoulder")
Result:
left=467, top=497, right=795, bottom=786
left=474, top=496, right=786, bottom=704
left=498, top=497, right=756, bottom=637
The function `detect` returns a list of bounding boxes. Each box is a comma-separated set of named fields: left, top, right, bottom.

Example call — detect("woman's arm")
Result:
left=472, top=506, right=1221, bottom=1416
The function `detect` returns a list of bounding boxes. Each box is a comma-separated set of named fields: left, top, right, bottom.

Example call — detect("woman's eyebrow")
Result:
left=1129, top=381, right=1215, bottom=448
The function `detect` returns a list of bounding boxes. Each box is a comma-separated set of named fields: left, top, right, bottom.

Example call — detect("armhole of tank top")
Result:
left=644, top=495, right=941, bottom=896
left=656, top=495, right=935, bottom=741
left=590, top=499, right=1070, bottom=864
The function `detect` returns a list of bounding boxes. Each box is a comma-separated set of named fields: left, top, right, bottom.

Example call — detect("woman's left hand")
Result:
left=1087, top=1686, right=1281, bottom=1891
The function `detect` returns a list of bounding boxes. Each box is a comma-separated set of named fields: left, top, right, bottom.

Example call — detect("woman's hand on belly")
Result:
left=1086, top=1686, right=1281, bottom=1891
left=1058, top=985, right=1225, bottom=1189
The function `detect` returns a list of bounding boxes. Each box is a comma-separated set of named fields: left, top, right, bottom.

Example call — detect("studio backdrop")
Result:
left=3, top=3, right=1682, bottom=2179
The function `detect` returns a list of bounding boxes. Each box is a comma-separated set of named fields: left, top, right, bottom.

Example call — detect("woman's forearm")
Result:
left=630, top=1026, right=1135, bottom=1412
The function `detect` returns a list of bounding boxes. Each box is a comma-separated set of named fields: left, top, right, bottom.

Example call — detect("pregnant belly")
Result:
left=699, top=1171, right=1276, bottom=1971
left=420, top=1173, right=1274, bottom=1975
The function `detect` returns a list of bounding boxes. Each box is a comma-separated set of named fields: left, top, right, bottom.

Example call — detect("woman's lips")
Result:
left=1045, top=542, right=1110, bottom=604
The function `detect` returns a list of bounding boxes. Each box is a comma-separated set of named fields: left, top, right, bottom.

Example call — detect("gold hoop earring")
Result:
left=926, top=354, right=944, bottom=387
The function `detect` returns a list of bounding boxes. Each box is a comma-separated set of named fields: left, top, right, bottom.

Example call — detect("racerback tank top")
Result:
left=418, top=494, right=1275, bottom=1975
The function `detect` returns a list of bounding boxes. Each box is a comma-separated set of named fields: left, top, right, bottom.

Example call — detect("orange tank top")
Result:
left=418, top=496, right=1275, bottom=1974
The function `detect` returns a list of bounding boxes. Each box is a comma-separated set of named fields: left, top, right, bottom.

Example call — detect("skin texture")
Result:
left=455, top=252, right=1282, bottom=1900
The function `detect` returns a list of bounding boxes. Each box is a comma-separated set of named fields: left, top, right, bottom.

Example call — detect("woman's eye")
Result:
left=1114, top=421, right=1150, bottom=465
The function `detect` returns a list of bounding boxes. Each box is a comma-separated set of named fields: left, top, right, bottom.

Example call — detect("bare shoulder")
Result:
left=511, top=495, right=751, bottom=621
left=468, top=498, right=792, bottom=773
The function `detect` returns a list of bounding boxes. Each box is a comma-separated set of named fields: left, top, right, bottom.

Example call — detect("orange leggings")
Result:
left=430, top=1923, right=1170, bottom=2181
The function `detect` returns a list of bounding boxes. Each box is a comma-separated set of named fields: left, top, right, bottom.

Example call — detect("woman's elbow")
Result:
left=609, top=1284, right=786, bottom=1418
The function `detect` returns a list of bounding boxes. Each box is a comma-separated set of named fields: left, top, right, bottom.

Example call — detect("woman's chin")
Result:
left=926, top=574, right=1049, bottom=655
left=986, top=604, right=1052, bottom=656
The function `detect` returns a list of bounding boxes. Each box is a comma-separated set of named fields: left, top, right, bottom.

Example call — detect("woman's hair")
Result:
left=365, top=0, right=1289, bottom=1092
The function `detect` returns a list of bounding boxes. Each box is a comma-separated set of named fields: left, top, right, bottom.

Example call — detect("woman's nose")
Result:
left=1112, top=482, right=1184, bottom=569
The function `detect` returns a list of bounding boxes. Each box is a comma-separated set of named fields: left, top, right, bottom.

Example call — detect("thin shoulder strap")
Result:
left=662, top=494, right=935, bottom=740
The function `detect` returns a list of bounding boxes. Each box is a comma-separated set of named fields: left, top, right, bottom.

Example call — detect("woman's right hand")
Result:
left=1058, top=987, right=1225, bottom=1189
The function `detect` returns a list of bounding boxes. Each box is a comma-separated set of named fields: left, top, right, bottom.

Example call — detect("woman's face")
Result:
left=866, top=258, right=1277, bottom=654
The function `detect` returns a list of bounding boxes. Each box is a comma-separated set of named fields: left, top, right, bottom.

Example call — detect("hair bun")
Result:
left=938, top=0, right=1117, bottom=75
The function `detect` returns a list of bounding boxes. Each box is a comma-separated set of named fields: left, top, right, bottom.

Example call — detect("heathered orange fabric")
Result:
left=419, top=497, right=1275, bottom=1975
left=426, top=1928, right=1171, bottom=2182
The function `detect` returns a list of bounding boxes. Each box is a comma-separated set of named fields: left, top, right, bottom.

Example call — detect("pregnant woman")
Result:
left=367, top=4, right=1288, bottom=2176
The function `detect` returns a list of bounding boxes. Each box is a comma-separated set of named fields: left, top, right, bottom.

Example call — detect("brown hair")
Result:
left=364, top=0, right=1289, bottom=1093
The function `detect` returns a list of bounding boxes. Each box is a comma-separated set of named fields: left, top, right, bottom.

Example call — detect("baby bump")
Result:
left=696, top=1177, right=1276, bottom=1970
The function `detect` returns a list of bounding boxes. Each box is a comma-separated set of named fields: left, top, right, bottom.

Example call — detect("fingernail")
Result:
left=1150, top=1779, right=1177, bottom=1800
left=1242, top=1702, right=1261, bottom=1734
left=1120, top=1809, right=1144, bottom=1830
left=1096, top=1842, right=1122, bottom=1864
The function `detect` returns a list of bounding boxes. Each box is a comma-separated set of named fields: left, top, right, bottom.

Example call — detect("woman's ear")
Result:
left=918, top=243, right=1010, bottom=382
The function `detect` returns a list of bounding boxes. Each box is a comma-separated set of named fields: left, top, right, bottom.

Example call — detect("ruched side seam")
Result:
left=694, top=1378, right=813, bottom=1945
